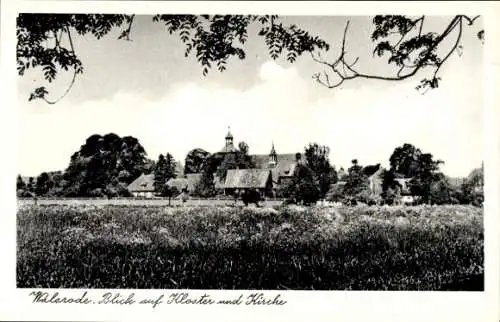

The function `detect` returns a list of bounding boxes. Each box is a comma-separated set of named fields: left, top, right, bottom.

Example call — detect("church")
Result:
left=216, top=128, right=300, bottom=197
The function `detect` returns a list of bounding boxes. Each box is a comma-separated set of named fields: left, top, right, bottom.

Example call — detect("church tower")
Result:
left=220, top=126, right=236, bottom=153
left=269, top=142, right=278, bottom=168
left=225, top=127, right=233, bottom=148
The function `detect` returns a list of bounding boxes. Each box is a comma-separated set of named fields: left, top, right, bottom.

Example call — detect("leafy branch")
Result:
left=18, top=14, right=329, bottom=102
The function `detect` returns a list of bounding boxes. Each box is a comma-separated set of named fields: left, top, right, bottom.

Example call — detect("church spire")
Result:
left=225, top=126, right=233, bottom=140
left=269, top=141, right=277, bottom=168
left=270, top=141, right=276, bottom=155
left=220, top=126, right=236, bottom=153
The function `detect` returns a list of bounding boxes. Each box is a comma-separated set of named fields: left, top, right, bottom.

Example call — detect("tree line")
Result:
left=17, top=133, right=483, bottom=207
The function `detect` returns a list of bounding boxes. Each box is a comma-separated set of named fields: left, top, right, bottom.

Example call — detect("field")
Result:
left=17, top=197, right=284, bottom=207
left=17, top=202, right=484, bottom=290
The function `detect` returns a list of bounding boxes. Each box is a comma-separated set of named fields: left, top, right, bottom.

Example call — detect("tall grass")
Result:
left=17, top=204, right=483, bottom=290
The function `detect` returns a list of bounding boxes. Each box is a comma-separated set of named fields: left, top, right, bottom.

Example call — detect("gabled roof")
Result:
left=363, top=164, right=382, bottom=177
left=127, top=173, right=155, bottom=192
left=167, top=173, right=202, bottom=192
left=224, top=169, right=272, bottom=189
left=253, top=153, right=297, bottom=183
left=166, top=178, right=188, bottom=192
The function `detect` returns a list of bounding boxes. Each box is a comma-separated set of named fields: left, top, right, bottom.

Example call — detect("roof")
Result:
left=166, top=178, right=188, bottom=192
left=447, top=176, right=465, bottom=188
left=325, top=182, right=346, bottom=200
left=127, top=174, right=155, bottom=192
left=467, top=166, right=484, bottom=182
left=224, top=169, right=272, bottom=189
left=167, top=173, right=202, bottom=192
left=363, top=164, right=382, bottom=177
left=253, top=153, right=298, bottom=183
left=219, top=143, right=237, bottom=153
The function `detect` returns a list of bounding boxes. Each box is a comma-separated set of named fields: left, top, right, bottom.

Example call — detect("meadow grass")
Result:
left=17, top=203, right=483, bottom=290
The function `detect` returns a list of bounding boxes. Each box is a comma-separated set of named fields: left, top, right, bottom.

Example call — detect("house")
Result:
left=364, top=164, right=384, bottom=197
left=166, top=173, right=202, bottom=195
left=223, top=169, right=274, bottom=198
left=252, top=146, right=298, bottom=189
left=127, top=173, right=155, bottom=198
left=326, top=164, right=384, bottom=201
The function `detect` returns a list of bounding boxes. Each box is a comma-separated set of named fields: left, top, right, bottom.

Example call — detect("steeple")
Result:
left=269, top=141, right=278, bottom=168
left=225, top=126, right=233, bottom=141
left=220, top=126, right=236, bottom=153
left=225, top=126, right=233, bottom=146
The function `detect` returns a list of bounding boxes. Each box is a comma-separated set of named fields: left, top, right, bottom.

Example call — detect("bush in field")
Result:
left=17, top=203, right=483, bottom=290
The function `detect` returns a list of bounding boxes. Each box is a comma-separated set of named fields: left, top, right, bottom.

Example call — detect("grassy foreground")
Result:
left=17, top=203, right=484, bottom=290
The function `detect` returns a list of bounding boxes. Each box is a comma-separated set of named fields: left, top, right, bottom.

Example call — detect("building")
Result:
left=224, top=169, right=274, bottom=197
left=216, top=128, right=300, bottom=195
left=166, top=173, right=202, bottom=194
left=127, top=173, right=155, bottom=198
left=126, top=128, right=300, bottom=198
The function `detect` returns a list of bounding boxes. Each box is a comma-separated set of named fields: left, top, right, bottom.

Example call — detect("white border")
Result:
left=1, top=2, right=499, bottom=322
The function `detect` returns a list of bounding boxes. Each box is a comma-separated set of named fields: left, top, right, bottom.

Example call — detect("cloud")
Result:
left=18, top=60, right=482, bottom=178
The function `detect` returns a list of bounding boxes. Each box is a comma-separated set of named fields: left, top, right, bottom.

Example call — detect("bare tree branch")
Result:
left=122, top=14, right=136, bottom=41
left=460, top=15, right=480, bottom=25
left=432, top=18, right=463, bottom=80
left=312, top=15, right=474, bottom=90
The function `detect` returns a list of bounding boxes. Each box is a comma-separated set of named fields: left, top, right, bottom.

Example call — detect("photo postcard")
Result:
left=1, top=1, right=499, bottom=321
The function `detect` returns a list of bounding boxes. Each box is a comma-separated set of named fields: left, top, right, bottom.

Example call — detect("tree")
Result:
left=17, top=14, right=482, bottom=103
left=304, top=143, right=337, bottom=198
left=27, top=177, right=36, bottom=194
left=62, top=133, right=148, bottom=197
left=35, top=172, right=51, bottom=196
left=195, top=169, right=216, bottom=197
left=161, top=185, right=180, bottom=206
left=385, top=143, right=444, bottom=204
left=460, top=165, right=484, bottom=206
left=215, top=141, right=256, bottom=181
left=344, top=159, right=370, bottom=201
left=184, top=148, right=210, bottom=174
left=429, top=175, right=459, bottom=205
left=164, top=153, right=177, bottom=180
left=381, top=169, right=399, bottom=204
left=154, top=154, right=167, bottom=193
left=408, top=153, right=444, bottom=204
left=16, top=175, right=26, bottom=190
left=283, top=163, right=321, bottom=206
left=389, top=143, right=423, bottom=178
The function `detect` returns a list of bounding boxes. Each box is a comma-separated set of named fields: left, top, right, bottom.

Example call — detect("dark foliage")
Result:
left=17, top=14, right=328, bottom=102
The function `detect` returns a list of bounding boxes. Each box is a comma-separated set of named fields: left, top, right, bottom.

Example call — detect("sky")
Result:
left=17, top=15, right=484, bottom=178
